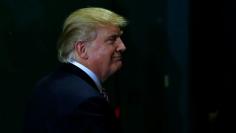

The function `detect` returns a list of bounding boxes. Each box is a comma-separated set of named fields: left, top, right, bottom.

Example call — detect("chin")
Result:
left=109, top=60, right=122, bottom=72
left=116, top=65, right=123, bottom=72
left=110, top=63, right=122, bottom=73
left=115, top=61, right=122, bottom=69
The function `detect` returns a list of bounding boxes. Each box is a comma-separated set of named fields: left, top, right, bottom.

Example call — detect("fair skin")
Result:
left=75, top=25, right=126, bottom=82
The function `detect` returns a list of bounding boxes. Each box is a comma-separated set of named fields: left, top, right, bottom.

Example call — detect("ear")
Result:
left=74, top=41, right=88, bottom=59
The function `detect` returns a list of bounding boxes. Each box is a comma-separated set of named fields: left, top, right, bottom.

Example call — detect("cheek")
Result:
left=99, top=49, right=115, bottom=63
left=93, top=51, right=112, bottom=67
left=92, top=47, right=116, bottom=67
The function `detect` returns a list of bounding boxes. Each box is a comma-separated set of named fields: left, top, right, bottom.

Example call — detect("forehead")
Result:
left=96, top=25, right=122, bottom=36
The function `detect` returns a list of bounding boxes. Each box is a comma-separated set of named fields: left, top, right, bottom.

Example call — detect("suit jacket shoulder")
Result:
left=32, top=63, right=102, bottom=114
left=23, top=63, right=118, bottom=133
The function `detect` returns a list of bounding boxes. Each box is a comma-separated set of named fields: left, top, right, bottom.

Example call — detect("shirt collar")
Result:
left=67, top=59, right=103, bottom=92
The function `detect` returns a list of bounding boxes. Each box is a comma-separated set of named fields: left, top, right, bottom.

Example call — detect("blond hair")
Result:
left=57, top=7, right=128, bottom=63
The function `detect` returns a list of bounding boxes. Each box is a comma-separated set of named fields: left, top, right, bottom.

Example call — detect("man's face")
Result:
left=86, top=25, right=126, bottom=81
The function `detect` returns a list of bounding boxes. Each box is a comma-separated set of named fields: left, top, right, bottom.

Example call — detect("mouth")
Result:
left=112, top=56, right=122, bottom=61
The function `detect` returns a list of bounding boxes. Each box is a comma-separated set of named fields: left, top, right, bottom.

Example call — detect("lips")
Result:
left=112, top=56, right=122, bottom=61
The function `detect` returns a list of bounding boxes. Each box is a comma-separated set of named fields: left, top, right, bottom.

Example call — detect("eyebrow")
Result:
left=104, top=30, right=124, bottom=43
left=110, top=30, right=123, bottom=37
left=107, top=34, right=120, bottom=41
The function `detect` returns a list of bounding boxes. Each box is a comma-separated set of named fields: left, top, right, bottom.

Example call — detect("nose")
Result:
left=117, top=38, right=126, bottom=53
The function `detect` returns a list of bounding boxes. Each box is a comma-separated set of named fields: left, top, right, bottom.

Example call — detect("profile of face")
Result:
left=79, top=25, right=126, bottom=81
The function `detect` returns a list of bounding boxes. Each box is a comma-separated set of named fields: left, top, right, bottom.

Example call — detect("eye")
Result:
left=106, top=35, right=118, bottom=44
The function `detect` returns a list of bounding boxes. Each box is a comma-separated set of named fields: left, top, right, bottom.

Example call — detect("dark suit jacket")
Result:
left=23, top=63, right=120, bottom=133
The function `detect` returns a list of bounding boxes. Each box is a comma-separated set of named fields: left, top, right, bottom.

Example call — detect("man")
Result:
left=23, top=7, right=127, bottom=133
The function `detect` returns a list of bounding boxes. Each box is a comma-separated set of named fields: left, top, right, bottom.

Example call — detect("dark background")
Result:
left=0, top=0, right=233, bottom=133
